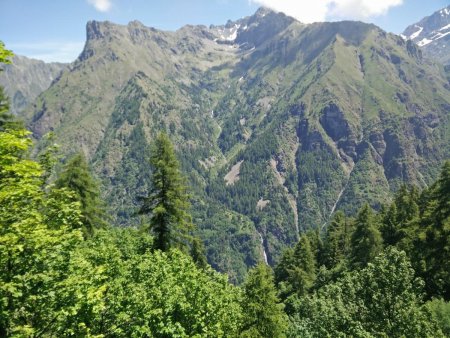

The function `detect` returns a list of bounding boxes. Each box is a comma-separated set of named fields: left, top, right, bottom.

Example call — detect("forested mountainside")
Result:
left=0, top=3, right=450, bottom=332
left=1, top=93, right=450, bottom=335
left=403, top=5, right=450, bottom=65
left=12, top=8, right=450, bottom=280
left=0, top=55, right=66, bottom=115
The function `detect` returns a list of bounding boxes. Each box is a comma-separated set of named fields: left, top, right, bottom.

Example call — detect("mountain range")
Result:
left=2, top=7, right=450, bottom=282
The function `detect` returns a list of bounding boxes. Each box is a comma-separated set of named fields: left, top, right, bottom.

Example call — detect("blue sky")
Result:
left=0, top=0, right=448, bottom=63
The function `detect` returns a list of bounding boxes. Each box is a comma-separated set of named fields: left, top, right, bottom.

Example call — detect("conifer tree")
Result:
left=190, top=237, right=208, bottom=269
left=138, top=132, right=192, bottom=251
left=274, top=247, right=295, bottom=285
left=381, top=185, right=420, bottom=248
left=275, top=233, right=317, bottom=301
left=350, top=203, right=383, bottom=269
left=322, top=211, right=351, bottom=269
left=55, top=152, right=107, bottom=235
left=240, top=264, right=288, bottom=337
left=290, top=234, right=316, bottom=295
left=417, top=161, right=450, bottom=299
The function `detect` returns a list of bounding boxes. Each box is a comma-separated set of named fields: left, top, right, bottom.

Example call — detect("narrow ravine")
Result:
left=321, top=163, right=354, bottom=230
left=329, top=186, right=345, bottom=217
left=270, top=158, right=300, bottom=240
left=287, top=194, right=300, bottom=240
left=258, top=231, right=268, bottom=264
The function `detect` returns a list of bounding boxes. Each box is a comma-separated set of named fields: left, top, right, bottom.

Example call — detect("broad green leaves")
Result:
left=289, top=248, right=443, bottom=337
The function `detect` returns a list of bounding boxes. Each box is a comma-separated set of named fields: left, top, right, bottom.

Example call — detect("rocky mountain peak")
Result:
left=254, top=6, right=274, bottom=18
left=86, top=20, right=112, bottom=40
left=402, top=5, right=450, bottom=64
left=209, top=6, right=295, bottom=49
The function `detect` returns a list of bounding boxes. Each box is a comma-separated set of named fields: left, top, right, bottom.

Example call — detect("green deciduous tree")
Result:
left=0, top=128, right=83, bottom=336
left=0, top=41, right=12, bottom=65
left=55, top=229, right=242, bottom=337
left=240, top=264, right=288, bottom=337
left=427, top=298, right=450, bottom=336
left=55, top=152, right=107, bottom=236
left=139, top=132, right=193, bottom=251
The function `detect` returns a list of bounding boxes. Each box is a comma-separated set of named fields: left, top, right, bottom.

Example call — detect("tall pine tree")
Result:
left=240, top=264, right=288, bottom=337
left=350, top=203, right=383, bottom=269
left=381, top=185, right=419, bottom=248
left=275, top=233, right=317, bottom=302
left=138, top=132, right=193, bottom=251
left=55, top=152, right=107, bottom=236
left=322, top=210, right=351, bottom=269
left=417, top=161, right=450, bottom=299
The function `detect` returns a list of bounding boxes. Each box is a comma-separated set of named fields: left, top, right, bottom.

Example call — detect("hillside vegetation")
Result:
left=17, top=9, right=450, bottom=280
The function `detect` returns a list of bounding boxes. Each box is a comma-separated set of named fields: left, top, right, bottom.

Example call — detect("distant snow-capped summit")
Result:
left=402, top=5, right=450, bottom=65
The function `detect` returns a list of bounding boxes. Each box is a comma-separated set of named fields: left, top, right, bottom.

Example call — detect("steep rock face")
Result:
left=19, top=8, right=450, bottom=281
left=0, top=55, right=66, bottom=115
left=403, top=5, right=450, bottom=65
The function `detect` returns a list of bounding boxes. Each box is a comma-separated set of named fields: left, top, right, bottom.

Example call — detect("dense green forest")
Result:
left=1, top=42, right=450, bottom=337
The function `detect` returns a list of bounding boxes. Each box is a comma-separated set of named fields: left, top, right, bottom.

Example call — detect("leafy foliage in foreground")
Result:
left=54, top=229, right=242, bottom=337
left=288, top=248, right=441, bottom=337
left=0, top=128, right=83, bottom=336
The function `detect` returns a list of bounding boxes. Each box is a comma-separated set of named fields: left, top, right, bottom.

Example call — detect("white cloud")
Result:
left=87, top=0, right=112, bottom=12
left=9, top=42, right=85, bottom=63
left=249, top=0, right=403, bottom=23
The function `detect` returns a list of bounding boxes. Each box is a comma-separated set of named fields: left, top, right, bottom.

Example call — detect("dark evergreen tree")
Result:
left=190, top=237, right=208, bottom=269
left=350, top=203, right=383, bottom=269
left=275, top=233, right=317, bottom=302
left=290, top=234, right=316, bottom=295
left=55, top=152, right=107, bottom=235
left=0, top=87, right=12, bottom=130
left=322, top=210, right=351, bottom=269
left=240, top=264, right=288, bottom=338
left=274, top=247, right=295, bottom=285
left=138, top=132, right=193, bottom=251
left=417, top=161, right=450, bottom=299
left=381, top=185, right=419, bottom=248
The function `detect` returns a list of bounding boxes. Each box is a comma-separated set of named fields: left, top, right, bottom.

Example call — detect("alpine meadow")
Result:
left=1, top=3, right=450, bottom=337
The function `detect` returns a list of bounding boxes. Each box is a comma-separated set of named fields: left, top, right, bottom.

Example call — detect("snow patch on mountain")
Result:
left=409, top=25, right=423, bottom=40
left=402, top=5, right=450, bottom=65
left=439, top=23, right=450, bottom=31
left=418, top=38, right=433, bottom=47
